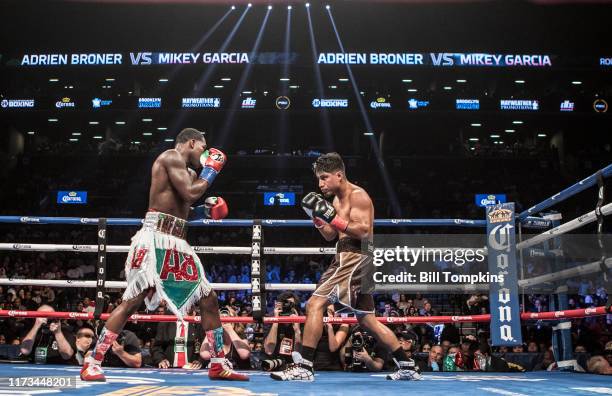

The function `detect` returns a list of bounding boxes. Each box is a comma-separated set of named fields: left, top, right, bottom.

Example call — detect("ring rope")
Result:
left=0, top=306, right=609, bottom=324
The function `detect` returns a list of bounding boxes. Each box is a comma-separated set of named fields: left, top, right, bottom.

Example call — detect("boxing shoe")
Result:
left=208, top=358, right=249, bottom=381
left=80, top=359, right=106, bottom=382
left=386, top=358, right=423, bottom=381
left=270, top=352, right=314, bottom=381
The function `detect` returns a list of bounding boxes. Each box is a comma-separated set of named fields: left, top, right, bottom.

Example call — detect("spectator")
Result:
left=313, top=304, right=349, bottom=371
left=91, top=329, right=142, bottom=368
left=263, top=292, right=301, bottom=366
left=527, top=341, right=539, bottom=353
left=71, top=326, right=95, bottom=365
left=587, top=355, right=612, bottom=375
left=20, top=305, right=75, bottom=364
left=416, top=345, right=443, bottom=372
left=343, top=326, right=389, bottom=372
left=200, top=306, right=251, bottom=370
left=151, top=308, right=203, bottom=369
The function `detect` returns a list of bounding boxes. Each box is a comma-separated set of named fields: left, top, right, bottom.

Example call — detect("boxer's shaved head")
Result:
left=175, top=128, right=206, bottom=145
left=312, top=152, right=345, bottom=175
left=174, top=128, right=207, bottom=169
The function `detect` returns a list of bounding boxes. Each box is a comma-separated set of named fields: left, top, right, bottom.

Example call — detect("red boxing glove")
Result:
left=204, top=196, right=228, bottom=220
left=199, top=148, right=227, bottom=185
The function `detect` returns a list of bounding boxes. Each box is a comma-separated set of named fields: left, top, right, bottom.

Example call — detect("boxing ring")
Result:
left=0, top=163, right=610, bottom=395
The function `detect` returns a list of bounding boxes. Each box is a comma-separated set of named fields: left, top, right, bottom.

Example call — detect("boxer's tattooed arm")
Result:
left=164, top=150, right=209, bottom=204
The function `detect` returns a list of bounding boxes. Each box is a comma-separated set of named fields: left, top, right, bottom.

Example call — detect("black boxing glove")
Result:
left=301, top=192, right=326, bottom=228
left=312, top=199, right=348, bottom=232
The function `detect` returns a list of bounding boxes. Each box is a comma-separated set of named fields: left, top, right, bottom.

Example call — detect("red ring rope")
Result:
left=1, top=306, right=609, bottom=324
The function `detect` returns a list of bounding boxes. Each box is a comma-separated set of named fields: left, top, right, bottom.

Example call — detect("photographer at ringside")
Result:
left=20, top=305, right=76, bottom=364
left=313, top=304, right=350, bottom=370
left=342, top=325, right=390, bottom=372
left=262, top=292, right=302, bottom=371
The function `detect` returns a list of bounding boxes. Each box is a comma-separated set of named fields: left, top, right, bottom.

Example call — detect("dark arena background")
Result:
left=0, top=0, right=611, bottom=395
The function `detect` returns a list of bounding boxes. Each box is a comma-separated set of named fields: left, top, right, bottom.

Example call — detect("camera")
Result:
left=261, top=358, right=284, bottom=371
left=279, top=301, right=295, bottom=316
left=345, top=330, right=375, bottom=370
left=351, top=331, right=373, bottom=352
left=219, top=307, right=231, bottom=316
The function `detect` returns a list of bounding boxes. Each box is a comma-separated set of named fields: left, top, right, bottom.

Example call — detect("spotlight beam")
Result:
left=278, top=6, right=292, bottom=154
left=306, top=4, right=334, bottom=151
left=217, top=8, right=272, bottom=148
left=194, top=5, right=252, bottom=94
left=163, top=5, right=252, bottom=148
left=326, top=7, right=402, bottom=217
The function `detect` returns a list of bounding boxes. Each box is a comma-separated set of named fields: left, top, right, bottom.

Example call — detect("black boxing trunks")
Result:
left=313, top=238, right=375, bottom=314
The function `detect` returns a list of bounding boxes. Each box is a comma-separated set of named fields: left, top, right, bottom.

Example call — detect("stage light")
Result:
left=143, top=132, right=153, bottom=136
left=339, top=78, right=349, bottom=82
left=407, top=88, right=417, bottom=92
left=72, top=132, right=81, bottom=136
left=88, top=121, right=99, bottom=125
left=505, top=129, right=515, bottom=133
left=471, top=123, right=482, bottom=127
left=402, top=79, right=412, bottom=83
left=248, top=3, right=252, bottom=7
left=305, top=3, right=310, bottom=7
left=288, top=5, right=292, bottom=10
left=572, top=81, right=582, bottom=85
left=280, top=78, right=290, bottom=81
left=164, top=138, right=174, bottom=142
left=115, top=121, right=126, bottom=125
left=93, top=136, right=103, bottom=139
left=268, top=5, right=272, bottom=10
left=513, top=120, right=523, bottom=124
left=142, top=118, right=153, bottom=122
left=326, top=5, right=330, bottom=9
left=27, top=131, right=35, bottom=135
left=214, top=85, right=224, bottom=88
left=490, top=134, right=500, bottom=138
left=49, top=78, right=59, bottom=82
left=537, top=133, right=547, bottom=137
left=231, top=5, right=236, bottom=10
left=469, top=138, right=479, bottom=142
left=105, top=78, right=115, bottom=82
left=69, top=138, right=78, bottom=142
left=363, top=132, right=374, bottom=136
left=515, top=80, right=525, bottom=84
left=159, top=78, right=169, bottom=82
left=456, top=79, right=467, bottom=83
left=157, top=127, right=167, bottom=131
left=221, top=77, right=231, bottom=81
left=443, top=86, right=452, bottom=90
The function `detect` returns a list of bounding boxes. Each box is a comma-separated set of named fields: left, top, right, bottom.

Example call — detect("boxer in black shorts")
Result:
left=271, top=152, right=421, bottom=381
